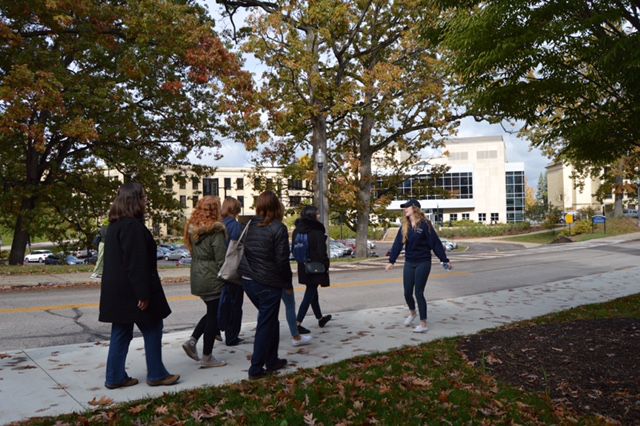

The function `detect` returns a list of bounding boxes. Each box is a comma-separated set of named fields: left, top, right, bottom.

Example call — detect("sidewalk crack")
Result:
left=23, top=350, right=88, bottom=410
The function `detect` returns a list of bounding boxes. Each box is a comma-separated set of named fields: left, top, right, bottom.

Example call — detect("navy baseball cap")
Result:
left=400, top=199, right=421, bottom=209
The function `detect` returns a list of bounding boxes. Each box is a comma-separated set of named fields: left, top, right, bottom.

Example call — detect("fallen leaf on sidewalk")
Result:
left=88, top=396, right=113, bottom=407
left=0, top=353, right=10, bottom=359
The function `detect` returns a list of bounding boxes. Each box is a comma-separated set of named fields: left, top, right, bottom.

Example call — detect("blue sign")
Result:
left=592, top=215, right=606, bottom=224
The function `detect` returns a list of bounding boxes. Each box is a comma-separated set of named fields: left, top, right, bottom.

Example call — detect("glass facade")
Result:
left=377, top=172, right=473, bottom=200
left=506, top=171, right=525, bottom=222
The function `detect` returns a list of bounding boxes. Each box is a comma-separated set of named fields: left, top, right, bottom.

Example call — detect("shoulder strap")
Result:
left=238, top=219, right=251, bottom=243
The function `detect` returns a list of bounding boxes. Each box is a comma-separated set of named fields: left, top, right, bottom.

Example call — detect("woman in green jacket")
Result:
left=182, top=196, right=228, bottom=368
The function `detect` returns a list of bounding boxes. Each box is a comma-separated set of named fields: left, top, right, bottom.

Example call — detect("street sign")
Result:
left=565, top=213, right=574, bottom=224
left=592, top=215, right=606, bottom=224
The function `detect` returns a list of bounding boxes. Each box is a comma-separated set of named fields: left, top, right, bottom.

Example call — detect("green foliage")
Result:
left=543, top=207, right=562, bottom=229
left=443, top=2, right=640, bottom=165
left=328, top=225, right=384, bottom=241
left=0, top=0, right=258, bottom=263
left=437, top=222, right=530, bottom=238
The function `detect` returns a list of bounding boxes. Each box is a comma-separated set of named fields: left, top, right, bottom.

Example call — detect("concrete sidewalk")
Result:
left=2, top=266, right=639, bottom=424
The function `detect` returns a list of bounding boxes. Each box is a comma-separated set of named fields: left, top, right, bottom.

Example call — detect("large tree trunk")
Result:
left=8, top=198, right=35, bottom=265
left=355, top=113, right=374, bottom=258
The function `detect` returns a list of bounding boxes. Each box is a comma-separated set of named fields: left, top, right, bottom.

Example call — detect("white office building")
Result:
left=378, top=136, right=526, bottom=223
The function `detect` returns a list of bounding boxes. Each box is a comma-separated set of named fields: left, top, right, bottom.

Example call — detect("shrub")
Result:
left=571, top=219, right=592, bottom=235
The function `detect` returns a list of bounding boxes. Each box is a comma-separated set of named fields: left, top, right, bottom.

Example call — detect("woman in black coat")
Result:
left=99, top=182, right=179, bottom=389
left=293, top=206, right=332, bottom=334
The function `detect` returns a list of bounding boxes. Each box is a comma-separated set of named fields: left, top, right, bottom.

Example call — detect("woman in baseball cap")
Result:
left=385, top=199, right=452, bottom=333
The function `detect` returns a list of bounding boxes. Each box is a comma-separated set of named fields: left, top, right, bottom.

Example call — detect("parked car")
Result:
left=156, top=247, right=171, bottom=259
left=165, top=247, right=190, bottom=261
left=44, top=254, right=85, bottom=265
left=177, top=256, right=192, bottom=266
left=440, top=238, right=457, bottom=251
left=623, top=209, right=638, bottom=218
left=330, top=240, right=352, bottom=257
left=24, top=250, right=53, bottom=263
left=340, top=238, right=375, bottom=253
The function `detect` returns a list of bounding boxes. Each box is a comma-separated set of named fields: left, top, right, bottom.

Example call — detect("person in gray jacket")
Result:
left=181, top=196, right=228, bottom=368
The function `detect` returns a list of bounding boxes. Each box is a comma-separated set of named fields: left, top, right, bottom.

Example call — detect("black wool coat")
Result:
left=292, top=218, right=330, bottom=287
left=99, top=218, right=171, bottom=324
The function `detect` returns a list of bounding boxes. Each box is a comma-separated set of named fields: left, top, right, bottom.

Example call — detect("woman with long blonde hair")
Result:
left=181, top=196, right=228, bottom=368
left=385, top=199, right=451, bottom=333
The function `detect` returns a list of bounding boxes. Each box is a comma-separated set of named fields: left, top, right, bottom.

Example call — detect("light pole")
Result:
left=316, top=150, right=325, bottom=228
left=637, top=179, right=640, bottom=227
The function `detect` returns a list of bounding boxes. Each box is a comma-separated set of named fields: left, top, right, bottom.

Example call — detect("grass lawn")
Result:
left=503, top=218, right=639, bottom=245
left=0, top=263, right=179, bottom=276
left=18, top=293, right=640, bottom=425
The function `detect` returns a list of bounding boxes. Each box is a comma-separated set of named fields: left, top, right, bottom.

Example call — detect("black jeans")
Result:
left=191, top=298, right=220, bottom=356
left=218, top=283, right=244, bottom=344
left=296, top=283, right=322, bottom=323
left=242, top=278, right=282, bottom=376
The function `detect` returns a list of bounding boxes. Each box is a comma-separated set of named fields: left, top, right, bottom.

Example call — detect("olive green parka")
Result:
left=188, top=221, right=227, bottom=300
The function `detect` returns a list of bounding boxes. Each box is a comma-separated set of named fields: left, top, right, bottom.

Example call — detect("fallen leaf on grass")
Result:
left=128, top=403, right=149, bottom=415
left=303, top=412, right=317, bottom=425
left=485, top=354, right=503, bottom=365
left=155, top=405, right=169, bottom=415
left=88, top=396, right=114, bottom=407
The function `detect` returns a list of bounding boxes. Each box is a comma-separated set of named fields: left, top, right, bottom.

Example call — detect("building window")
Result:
left=179, top=179, right=186, bottom=190
left=478, top=213, right=486, bottom=222
left=266, top=178, right=273, bottom=190
left=253, top=196, right=258, bottom=208
left=448, top=152, right=468, bottom=161
left=506, top=171, right=525, bottom=223
left=192, top=196, right=198, bottom=207
left=462, top=213, right=470, bottom=220
left=477, top=150, right=498, bottom=160
left=224, top=178, right=232, bottom=190
left=236, top=178, right=244, bottom=190
left=288, top=179, right=303, bottom=190
left=491, top=212, right=499, bottom=223
left=192, top=177, right=199, bottom=190
left=449, top=213, right=458, bottom=222
left=165, top=175, right=173, bottom=189
left=179, top=195, right=187, bottom=207
left=254, top=178, right=261, bottom=189
left=238, top=196, right=244, bottom=207
left=289, top=196, right=302, bottom=206
left=203, top=178, right=218, bottom=196
left=385, top=172, right=474, bottom=200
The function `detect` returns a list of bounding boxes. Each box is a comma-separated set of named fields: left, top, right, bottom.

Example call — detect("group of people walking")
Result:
left=97, top=183, right=450, bottom=388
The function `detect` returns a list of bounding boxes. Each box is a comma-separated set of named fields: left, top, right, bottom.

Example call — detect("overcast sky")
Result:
left=194, top=1, right=551, bottom=190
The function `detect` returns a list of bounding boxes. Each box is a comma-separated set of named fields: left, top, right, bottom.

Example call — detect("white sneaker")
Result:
left=413, top=324, right=429, bottom=333
left=90, top=273, right=101, bottom=280
left=182, top=338, right=199, bottom=361
left=291, top=335, right=312, bottom=347
left=403, top=314, right=417, bottom=326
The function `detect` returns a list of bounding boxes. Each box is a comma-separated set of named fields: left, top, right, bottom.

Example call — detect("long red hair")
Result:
left=184, top=196, right=222, bottom=251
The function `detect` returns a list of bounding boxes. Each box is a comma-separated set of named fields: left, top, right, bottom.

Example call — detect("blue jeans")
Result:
left=296, top=284, right=322, bottom=323
left=242, top=279, right=282, bottom=376
left=105, top=320, right=170, bottom=387
left=403, top=261, right=431, bottom=321
left=281, top=290, right=298, bottom=337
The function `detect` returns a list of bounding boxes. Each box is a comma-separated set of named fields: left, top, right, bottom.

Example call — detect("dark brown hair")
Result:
left=108, top=182, right=146, bottom=222
left=255, top=190, right=284, bottom=227
left=221, top=197, right=241, bottom=218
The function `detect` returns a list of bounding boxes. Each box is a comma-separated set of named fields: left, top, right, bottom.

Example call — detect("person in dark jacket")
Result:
left=181, top=196, right=228, bottom=368
left=385, top=199, right=452, bottom=333
left=238, top=191, right=290, bottom=380
left=218, top=197, right=244, bottom=346
left=293, top=206, right=332, bottom=333
left=99, top=182, right=179, bottom=389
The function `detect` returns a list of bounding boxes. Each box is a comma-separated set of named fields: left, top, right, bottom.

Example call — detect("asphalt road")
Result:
left=1, top=238, right=639, bottom=351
